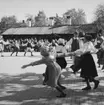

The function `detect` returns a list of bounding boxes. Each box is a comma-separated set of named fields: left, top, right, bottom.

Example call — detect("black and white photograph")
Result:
left=0, top=0, right=104, bottom=105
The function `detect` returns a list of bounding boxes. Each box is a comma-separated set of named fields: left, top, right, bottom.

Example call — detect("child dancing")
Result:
left=22, top=45, right=71, bottom=97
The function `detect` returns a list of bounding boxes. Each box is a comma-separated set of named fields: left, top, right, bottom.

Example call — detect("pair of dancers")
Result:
left=22, top=35, right=99, bottom=97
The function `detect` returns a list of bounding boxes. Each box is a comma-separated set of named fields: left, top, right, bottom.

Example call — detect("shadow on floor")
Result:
left=0, top=70, right=104, bottom=105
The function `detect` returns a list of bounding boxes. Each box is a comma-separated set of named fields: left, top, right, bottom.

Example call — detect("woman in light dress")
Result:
left=21, top=45, right=71, bottom=97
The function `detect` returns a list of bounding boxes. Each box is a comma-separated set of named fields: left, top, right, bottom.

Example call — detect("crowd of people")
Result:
left=0, top=37, right=57, bottom=56
left=1, top=30, right=104, bottom=97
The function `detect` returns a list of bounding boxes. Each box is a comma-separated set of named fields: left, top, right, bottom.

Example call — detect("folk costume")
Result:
left=73, top=35, right=99, bottom=90
left=22, top=45, right=66, bottom=97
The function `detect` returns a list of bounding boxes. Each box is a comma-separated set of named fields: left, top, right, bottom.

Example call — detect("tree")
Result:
left=0, top=15, right=17, bottom=32
left=76, top=9, right=87, bottom=24
left=94, top=4, right=104, bottom=20
left=63, top=8, right=87, bottom=25
left=34, top=11, right=47, bottom=26
left=1, top=15, right=17, bottom=25
left=94, top=4, right=104, bottom=31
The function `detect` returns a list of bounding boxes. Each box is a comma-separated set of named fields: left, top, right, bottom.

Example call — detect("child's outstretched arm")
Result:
left=21, top=59, right=44, bottom=69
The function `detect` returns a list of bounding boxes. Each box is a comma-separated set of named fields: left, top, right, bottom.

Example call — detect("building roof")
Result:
left=2, top=24, right=97, bottom=35
left=2, top=27, right=52, bottom=35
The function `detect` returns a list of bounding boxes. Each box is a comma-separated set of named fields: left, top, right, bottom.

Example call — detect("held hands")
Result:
left=67, top=52, right=76, bottom=56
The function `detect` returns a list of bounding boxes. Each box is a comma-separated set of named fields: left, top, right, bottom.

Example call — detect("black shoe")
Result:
left=60, top=86, right=66, bottom=90
left=94, top=81, right=99, bottom=89
left=42, top=73, right=45, bottom=77
left=57, top=93, right=66, bottom=98
left=82, top=86, right=91, bottom=90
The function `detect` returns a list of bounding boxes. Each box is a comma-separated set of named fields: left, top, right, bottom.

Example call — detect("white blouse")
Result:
left=75, top=41, right=98, bottom=56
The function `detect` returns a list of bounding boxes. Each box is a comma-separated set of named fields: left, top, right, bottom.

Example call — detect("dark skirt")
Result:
left=56, top=57, right=67, bottom=69
left=80, top=53, right=98, bottom=78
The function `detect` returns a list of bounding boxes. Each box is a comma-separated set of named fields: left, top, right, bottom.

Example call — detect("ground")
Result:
left=0, top=52, right=104, bottom=105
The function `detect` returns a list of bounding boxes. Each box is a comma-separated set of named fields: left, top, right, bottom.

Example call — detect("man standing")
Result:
left=65, top=31, right=84, bottom=72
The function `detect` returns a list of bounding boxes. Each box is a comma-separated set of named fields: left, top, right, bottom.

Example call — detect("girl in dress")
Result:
left=21, top=45, right=71, bottom=97
left=72, top=35, right=99, bottom=90
left=56, top=38, right=67, bottom=70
